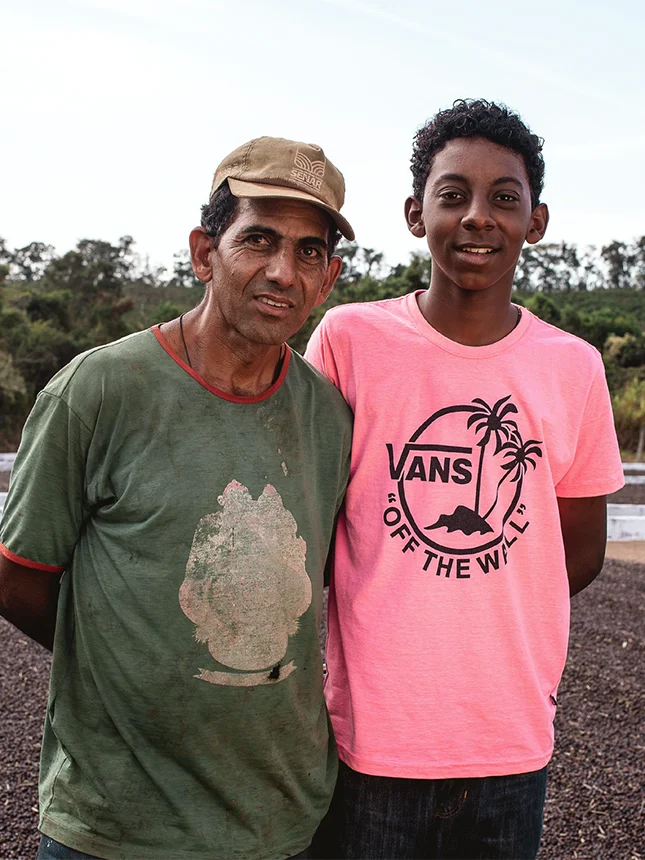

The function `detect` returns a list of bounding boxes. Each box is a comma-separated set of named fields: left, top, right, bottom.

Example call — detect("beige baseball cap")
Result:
left=210, top=136, right=355, bottom=241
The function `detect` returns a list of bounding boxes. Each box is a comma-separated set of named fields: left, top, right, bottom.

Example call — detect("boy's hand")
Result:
left=557, top=495, right=607, bottom=597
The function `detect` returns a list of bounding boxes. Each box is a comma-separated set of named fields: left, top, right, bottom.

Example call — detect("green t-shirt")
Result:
left=0, top=327, right=352, bottom=860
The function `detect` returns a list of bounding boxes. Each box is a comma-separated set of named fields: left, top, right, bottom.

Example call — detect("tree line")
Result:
left=1, top=235, right=645, bottom=454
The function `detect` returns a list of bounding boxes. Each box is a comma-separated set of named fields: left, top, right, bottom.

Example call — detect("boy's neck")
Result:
left=417, top=284, right=520, bottom=347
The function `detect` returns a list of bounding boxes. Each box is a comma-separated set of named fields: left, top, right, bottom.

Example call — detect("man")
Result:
left=0, top=136, right=354, bottom=860
left=306, top=101, right=623, bottom=859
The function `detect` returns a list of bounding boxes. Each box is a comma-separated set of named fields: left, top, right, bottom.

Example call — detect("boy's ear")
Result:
left=405, top=196, right=426, bottom=238
left=525, top=203, right=549, bottom=245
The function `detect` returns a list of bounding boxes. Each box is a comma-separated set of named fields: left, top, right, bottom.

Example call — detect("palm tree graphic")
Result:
left=467, top=395, right=520, bottom=515
left=482, top=436, right=543, bottom=521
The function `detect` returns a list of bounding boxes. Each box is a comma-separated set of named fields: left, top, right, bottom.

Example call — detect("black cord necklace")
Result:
left=178, top=313, right=285, bottom=384
left=179, top=313, right=192, bottom=368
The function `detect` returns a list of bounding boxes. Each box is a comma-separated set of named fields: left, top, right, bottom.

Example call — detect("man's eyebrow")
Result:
left=239, top=225, right=280, bottom=238
left=297, top=236, right=328, bottom=249
left=238, top=226, right=328, bottom=247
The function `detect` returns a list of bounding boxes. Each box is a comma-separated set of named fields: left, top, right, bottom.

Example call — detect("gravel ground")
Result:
left=1, top=561, right=643, bottom=860
left=609, top=485, right=645, bottom=505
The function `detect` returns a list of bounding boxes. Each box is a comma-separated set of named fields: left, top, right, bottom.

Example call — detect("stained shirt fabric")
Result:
left=305, top=293, right=624, bottom=780
left=0, top=327, right=352, bottom=860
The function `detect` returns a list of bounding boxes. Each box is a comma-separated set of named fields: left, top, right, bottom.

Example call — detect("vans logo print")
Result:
left=383, top=395, right=542, bottom=579
left=291, top=147, right=326, bottom=192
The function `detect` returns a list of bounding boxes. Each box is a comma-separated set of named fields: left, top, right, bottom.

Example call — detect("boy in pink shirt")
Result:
left=306, top=100, right=624, bottom=859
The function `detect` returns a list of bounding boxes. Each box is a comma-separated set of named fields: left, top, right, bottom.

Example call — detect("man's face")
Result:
left=406, top=137, right=548, bottom=293
left=191, top=197, right=341, bottom=346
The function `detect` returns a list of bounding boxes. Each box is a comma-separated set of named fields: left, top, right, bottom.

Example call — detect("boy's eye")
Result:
left=495, top=193, right=519, bottom=203
left=439, top=190, right=464, bottom=201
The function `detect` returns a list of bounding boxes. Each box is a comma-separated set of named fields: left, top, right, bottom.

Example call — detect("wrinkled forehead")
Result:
left=227, top=196, right=333, bottom=240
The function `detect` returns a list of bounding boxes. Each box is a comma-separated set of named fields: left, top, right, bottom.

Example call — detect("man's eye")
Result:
left=439, top=191, right=464, bottom=201
left=301, top=246, right=323, bottom=259
left=495, top=194, right=519, bottom=203
left=245, top=234, right=270, bottom=246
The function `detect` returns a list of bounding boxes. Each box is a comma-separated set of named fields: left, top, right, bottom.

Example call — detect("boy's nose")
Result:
left=462, top=198, right=496, bottom=231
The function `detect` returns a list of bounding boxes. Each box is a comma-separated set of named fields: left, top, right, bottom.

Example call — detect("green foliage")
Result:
left=604, top=333, right=645, bottom=368
left=153, top=301, right=183, bottom=323
left=0, top=349, right=27, bottom=404
left=612, top=374, right=645, bottom=455
left=524, top=293, right=561, bottom=324
left=0, top=349, right=28, bottom=446
left=2, top=230, right=645, bottom=453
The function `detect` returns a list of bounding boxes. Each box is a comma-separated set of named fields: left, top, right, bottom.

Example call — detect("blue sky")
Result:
left=1, top=0, right=644, bottom=273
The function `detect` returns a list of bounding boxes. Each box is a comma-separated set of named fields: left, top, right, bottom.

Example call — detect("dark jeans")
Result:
left=312, top=761, right=548, bottom=860
left=37, top=834, right=312, bottom=859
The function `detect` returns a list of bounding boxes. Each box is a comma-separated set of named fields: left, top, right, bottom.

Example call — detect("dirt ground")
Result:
left=1, top=559, right=643, bottom=860
left=609, top=484, right=645, bottom=506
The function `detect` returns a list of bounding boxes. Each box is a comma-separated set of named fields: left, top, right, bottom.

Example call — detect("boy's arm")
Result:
left=0, top=554, right=60, bottom=651
left=557, top=495, right=607, bottom=597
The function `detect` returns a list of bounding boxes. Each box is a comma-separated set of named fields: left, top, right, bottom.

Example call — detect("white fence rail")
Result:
left=3, top=463, right=645, bottom=540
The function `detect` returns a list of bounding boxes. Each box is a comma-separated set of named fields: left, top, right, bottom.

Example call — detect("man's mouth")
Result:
left=257, top=296, right=292, bottom=309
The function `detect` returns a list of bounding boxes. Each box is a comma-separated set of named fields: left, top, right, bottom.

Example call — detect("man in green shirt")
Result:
left=0, top=137, right=354, bottom=860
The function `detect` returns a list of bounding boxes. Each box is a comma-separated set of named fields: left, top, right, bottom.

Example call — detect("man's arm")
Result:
left=0, top=554, right=61, bottom=650
left=557, top=495, right=607, bottom=597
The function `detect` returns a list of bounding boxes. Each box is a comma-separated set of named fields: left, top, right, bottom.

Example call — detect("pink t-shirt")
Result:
left=305, top=293, right=624, bottom=779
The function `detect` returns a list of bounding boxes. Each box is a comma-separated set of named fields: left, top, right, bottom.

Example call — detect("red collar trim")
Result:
left=151, top=324, right=291, bottom=404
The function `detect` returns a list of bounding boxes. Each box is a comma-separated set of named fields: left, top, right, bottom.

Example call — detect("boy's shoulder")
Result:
left=523, top=310, right=603, bottom=369
left=324, top=294, right=410, bottom=322
left=318, top=294, right=412, bottom=340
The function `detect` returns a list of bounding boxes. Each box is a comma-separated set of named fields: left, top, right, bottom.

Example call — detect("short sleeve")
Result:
left=0, top=391, right=91, bottom=571
left=304, top=316, right=342, bottom=389
left=555, top=362, right=624, bottom=498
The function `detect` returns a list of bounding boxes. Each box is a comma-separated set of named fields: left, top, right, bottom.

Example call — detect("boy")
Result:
left=306, top=100, right=624, bottom=859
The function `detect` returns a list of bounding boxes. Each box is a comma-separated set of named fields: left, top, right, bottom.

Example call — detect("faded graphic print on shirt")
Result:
left=179, top=481, right=311, bottom=686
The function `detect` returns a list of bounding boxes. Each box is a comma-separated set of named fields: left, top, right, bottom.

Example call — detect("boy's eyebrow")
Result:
left=491, top=176, right=524, bottom=188
left=434, top=173, right=468, bottom=184
left=433, top=173, right=525, bottom=188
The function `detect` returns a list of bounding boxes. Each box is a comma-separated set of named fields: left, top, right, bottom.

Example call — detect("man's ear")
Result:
left=189, top=227, right=214, bottom=283
left=314, top=254, right=343, bottom=307
left=404, top=196, right=426, bottom=238
left=526, top=203, right=549, bottom=245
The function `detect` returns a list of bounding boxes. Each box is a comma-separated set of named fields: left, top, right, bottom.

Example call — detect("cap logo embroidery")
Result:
left=291, top=148, right=326, bottom=192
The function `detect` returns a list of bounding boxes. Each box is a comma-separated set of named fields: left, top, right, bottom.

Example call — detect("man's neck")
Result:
left=417, top=283, right=519, bottom=347
left=162, top=309, right=284, bottom=397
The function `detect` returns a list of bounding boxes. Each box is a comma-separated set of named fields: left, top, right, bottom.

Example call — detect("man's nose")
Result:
left=462, top=195, right=496, bottom=231
left=264, top=248, right=297, bottom=288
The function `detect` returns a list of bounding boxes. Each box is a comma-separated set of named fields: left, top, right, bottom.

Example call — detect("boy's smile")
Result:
left=405, top=137, right=548, bottom=295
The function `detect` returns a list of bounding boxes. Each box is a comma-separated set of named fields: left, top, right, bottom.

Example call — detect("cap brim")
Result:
left=227, top=178, right=355, bottom=241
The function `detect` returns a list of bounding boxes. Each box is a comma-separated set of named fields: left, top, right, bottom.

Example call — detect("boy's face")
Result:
left=405, top=137, right=548, bottom=294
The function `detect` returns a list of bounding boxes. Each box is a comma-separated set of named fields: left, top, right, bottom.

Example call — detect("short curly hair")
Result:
left=201, top=182, right=342, bottom=259
left=411, top=99, right=545, bottom=209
